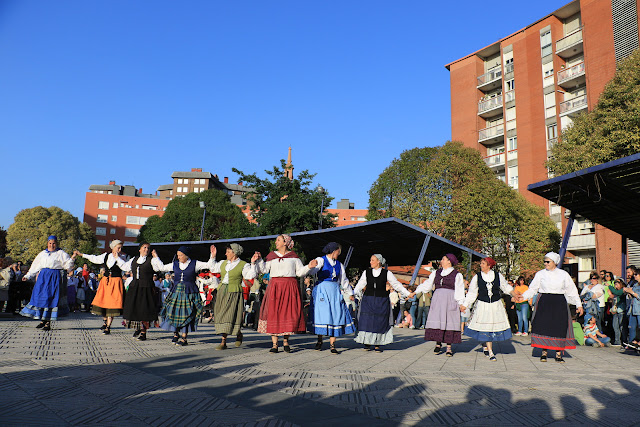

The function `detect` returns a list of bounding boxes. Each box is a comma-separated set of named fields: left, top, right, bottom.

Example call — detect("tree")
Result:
left=233, top=159, right=336, bottom=235
left=137, top=189, right=255, bottom=243
left=368, top=141, right=560, bottom=277
left=547, top=48, right=640, bottom=175
left=367, top=147, right=438, bottom=220
left=7, top=206, right=97, bottom=263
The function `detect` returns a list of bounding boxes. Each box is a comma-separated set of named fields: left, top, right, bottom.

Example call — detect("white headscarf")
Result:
left=544, top=252, right=561, bottom=265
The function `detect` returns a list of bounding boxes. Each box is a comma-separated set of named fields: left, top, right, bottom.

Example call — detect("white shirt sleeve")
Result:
left=242, top=262, right=258, bottom=280
left=120, top=258, right=134, bottom=272
left=307, top=257, right=324, bottom=276
left=152, top=257, right=173, bottom=272
left=83, top=253, right=107, bottom=265
left=388, top=271, right=410, bottom=298
left=353, top=272, right=368, bottom=295
left=563, top=273, right=582, bottom=306
left=25, top=252, right=46, bottom=280
left=256, top=258, right=268, bottom=274
left=295, top=258, right=310, bottom=277
left=195, top=257, right=216, bottom=271
left=415, top=273, right=435, bottom=294
left=463, top=274, right=479, bottom=307
left=521, top=271, right=542, bottom=301
left=454, top=273, right=465, bottom=305
left=60, top=251, right=75, bottom=271
left=339, top=265, right=353, bottom=296
left=498, top=272, right=513, bottom=294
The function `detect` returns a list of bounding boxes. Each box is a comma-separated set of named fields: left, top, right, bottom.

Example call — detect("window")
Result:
left=126, top=216, right=147, bottom=225
left=508, top=137, right=517, bottom=151
left=125, top=228, right=140, bottom=237
left=547, top=123, right=558, bottom=140
left=111, top=215, right=117, bottom=221
left=98, top=201, right=109, bottom=210
left=177, top=178, right=183, bottom=184
left=96, top=227, right=106, bottom=236
left=541, top=30, right=552, bottom=56
left=184, top=179, right=189, bottom=184
left=97, top=240, right=105, bottom=249
left=97, top=214, right=108, bottom=223
left=135, top=205, right=139, bottom=209
left=142, top=205, right=157, bottom=210
left=110, top=228, right=116, bottom=235
left=112, top=202, right=118, bottom=208
left=505, top=79, right=515, bottom=91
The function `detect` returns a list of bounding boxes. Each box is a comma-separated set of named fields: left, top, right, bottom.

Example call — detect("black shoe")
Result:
left=283, top=345, right=291, bottom=353
left=483, top=348, right=490, bottom=357
left=434, top=345, right=442, bottom=354
left=103, top=327, right=110, bottom=335
left=133, top=329, right=141, bottom=338
left=172, top=334, right=179, bottom=344
left=36, top=321, right=46, bottom=329
left=540, top=353, right=547, bottom=362
left=137, top=333, right=147, bottom=341
left=42, top=323, right=51, bottom=331
left=374, top=346, right=383, bottom=353
left=100, top=323, right=107, bottom=331
left=177, top=338, right=188, bottom=347
left=330, top=346, right=340, bottom=355
left=445, top=350, right=453, bottom=357
left=269, top=346, right=279, bottom=353
left=555, top=355, right=565, bottom=363
left=363, top=345, right=371, bottom=351
left=315, top=340, right=323, bottom=350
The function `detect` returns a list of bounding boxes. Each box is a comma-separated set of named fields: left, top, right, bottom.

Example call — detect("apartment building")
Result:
left=446, top=0, right=640, bottom=280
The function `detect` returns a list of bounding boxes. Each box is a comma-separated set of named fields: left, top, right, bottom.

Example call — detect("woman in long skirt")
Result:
left=414, top=253, right=465, bottom=357
left=210, top=243, right=259, bottom=350
left=155, top=245, right=215, bottom=346
left=460, top=257, right=519, bottom=361
left=77, top=240, right=126, bottom=335
left=353, top=254, right=410, bottom=352
left=518, top=252, right=584, bottom=363
left=121, top=242, right=164, bottom=341
left=256, top=234, right=318, bottom=353
left=21, top=235, right=76, bottom=330
left=307, top=242, right=356, bottom=354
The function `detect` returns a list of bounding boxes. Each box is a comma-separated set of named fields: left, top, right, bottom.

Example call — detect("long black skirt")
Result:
left=530, top=293, right=576, bottom=350
left=123, top=281, right=158, bottom=322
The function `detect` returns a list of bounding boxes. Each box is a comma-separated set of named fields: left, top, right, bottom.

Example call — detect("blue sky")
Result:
left=1, top=0, right=567, bottom=228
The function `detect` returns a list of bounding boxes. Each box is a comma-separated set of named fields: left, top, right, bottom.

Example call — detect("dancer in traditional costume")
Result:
left=353, top=254, right=410, bottom=352
left=307, top=242, right=355, bottom=354
left=414, top=253, right=464, bottom=357
left=21, top=235, right=76, bottom=330
left=518, top=252, right=583, bottom=363
left=155, top=245, right=215, bottom=346
left=256, top=234, right=318, bottom=353
left=120, top=243, right=163, bottom=341
left=210, top=243, right=260, bottom=350
left=77, top=240, right=126, bottom=335
left=461, top=257, right=519, bottom=361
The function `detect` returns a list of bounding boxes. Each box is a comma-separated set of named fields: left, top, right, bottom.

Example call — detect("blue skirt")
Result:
left=20, top=268, right=69, bottom=321
left=358, top=295, right=392, bottom=334
left=307, top=280, right=356, bottom=337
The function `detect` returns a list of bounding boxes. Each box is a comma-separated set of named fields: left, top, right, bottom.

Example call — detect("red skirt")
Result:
left=257, top=277, right=305, bottom=335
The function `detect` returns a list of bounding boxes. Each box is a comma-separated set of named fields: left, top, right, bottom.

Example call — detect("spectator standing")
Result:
left=581, top=275, right=605, bottom=330
left=623, top=269, right=640, bottom=350
left=607, top=278, right=627, bottom=346
left=414, top=289, right=431, bottom=329
left=67, top=271, right=78, bottom=312
left=513, top=276, right=531, bottom=335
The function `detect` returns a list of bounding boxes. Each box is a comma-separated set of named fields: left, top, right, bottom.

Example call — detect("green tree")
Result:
left=366, top=147, right=438, bottom=220
left=137, top=189, right=255, bottom=243
left=547, top=48, right=640, bottom=175
left=233, top=160, right=336, bottom=235
left=7, top=206, right=97, bottom=263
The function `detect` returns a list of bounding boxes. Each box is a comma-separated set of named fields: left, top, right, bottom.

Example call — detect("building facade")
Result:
left=446, top=0, right=640, bottom=280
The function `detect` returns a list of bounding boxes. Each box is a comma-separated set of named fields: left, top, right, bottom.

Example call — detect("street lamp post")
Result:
left=317, top=185, right=325, bottom=230
left=199, top=201, right=207, bottom=241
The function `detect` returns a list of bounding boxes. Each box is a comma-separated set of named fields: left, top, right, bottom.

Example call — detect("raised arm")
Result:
left=415, top=273, right=435, bottom=294
left=81, top=252, right=107, bottom=265
left=387, top=270, right=410, bottom=298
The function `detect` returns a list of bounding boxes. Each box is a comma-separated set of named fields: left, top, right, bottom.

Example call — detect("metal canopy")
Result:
left=123, top=217, right=485, bottom=275
left=528, top=153, right=640, bottom=243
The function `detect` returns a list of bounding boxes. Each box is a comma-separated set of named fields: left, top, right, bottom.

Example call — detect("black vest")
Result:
left=477, top=272, right=501, bottom=303
left=131, top=256, right=154, bottom=288
left=103, top=254, right=123, bottom=278
left=364, top=268, right=389, bottom=298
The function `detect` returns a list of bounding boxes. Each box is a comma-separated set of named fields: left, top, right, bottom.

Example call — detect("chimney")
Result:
left=139, top=188, right=143, bottom=194
left=224, top=177, right=229, bottom=184
left=109, top=180, right=115, bottom=185
left=191, top=168, right=202, bottom=172
left=238, top=181, right=242, bottom=186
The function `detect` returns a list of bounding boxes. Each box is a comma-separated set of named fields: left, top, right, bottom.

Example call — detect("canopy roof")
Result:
left=528, top=153, right=640, bottom=241
left=124, top=217, right=484, bottom=269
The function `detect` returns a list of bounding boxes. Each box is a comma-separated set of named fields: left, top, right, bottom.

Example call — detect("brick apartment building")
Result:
left=445, top=0, right=640, bottom=280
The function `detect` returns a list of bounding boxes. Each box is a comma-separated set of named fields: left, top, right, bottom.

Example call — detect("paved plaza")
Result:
left=1, top=312, right=639, bottom=426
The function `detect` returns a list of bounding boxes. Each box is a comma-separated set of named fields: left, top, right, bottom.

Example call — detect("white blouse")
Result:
left=120, top=256, right=165, bottom=276
left=211, top=258, right=258, bottom=283
left=353, top=268, right=410, bottom=298
left=256, top=252, right=309, bottom=278
left=155, top=256, right=216, bottom=273
left=580, top=283, right=605, bottom=308
left=83, top=252, right=126, bottom=269
left=463, top=270, right=513, bottom=307
left=521, top=267, right=581, bottom=306
left=25, top=249, right=75, bottom=280
left=309, top=257, right=353, bottom=296
left=414, top=267, right=465, bottom=305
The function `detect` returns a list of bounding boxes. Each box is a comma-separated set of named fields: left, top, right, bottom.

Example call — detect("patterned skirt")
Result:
left=257, top=277, right=305, bottom=335
left=214, top=284, right=244, bottom=335
left=20, top=268, right=69, bottom=321
left=530, top=293, right=577, bottom=350
left=159, top=281, right=203, bottom=332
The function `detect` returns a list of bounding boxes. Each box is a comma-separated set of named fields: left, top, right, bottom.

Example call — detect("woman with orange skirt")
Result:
left=77, top=240, right=126, bottom=335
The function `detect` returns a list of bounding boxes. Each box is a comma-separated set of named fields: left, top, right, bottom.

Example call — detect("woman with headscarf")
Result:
left=414, top=253, right=465, bottom=357
left=21, top=235, right=77, bottom=330
left=518, top=252, right=584, bottom=363
left=255, top=234, right=318, bottom=353
left=154, top=245, right=216, bottom=346
left=120, top=242, right=164, bottom=341
left=353, top=253, right=411, bottom=352
left=460, top=257, right=519, bottom=361
left=76, top=240, right=127, bottom=334
left=307, top=242, right=355, bottom=354
left=210, top=243, right=260, bottom=350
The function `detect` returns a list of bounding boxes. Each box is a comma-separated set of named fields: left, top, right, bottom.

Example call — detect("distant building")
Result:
left=327, top=199, right=368, bottom=227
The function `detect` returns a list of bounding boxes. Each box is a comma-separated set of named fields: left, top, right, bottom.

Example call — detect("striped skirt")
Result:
left=159, top=281, right=203, bottom=332
left=214, top=284, right=244, bottom=335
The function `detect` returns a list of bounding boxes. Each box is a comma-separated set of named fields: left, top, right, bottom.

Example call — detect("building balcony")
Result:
left=557, top=61, right=585, bottom=88
left=567, top=233, right=596, bottom=251
left=543, top=74, right=555, bottom=88
left=559, top=94, right=588, bottom=117
left=507, top=149, right=518, bottom=162
left=483, top=152, right=505, bottom=170
left=478, top=94, right=503, bottom=118
left=504, top=90, right=515, bottom=103
left=478, top=124, right=504, bottom=144
left=556, top=28, right=583, bottom=59
left=504, top=63, right=514, bottom=75
left=477, top=68, right=502, bottom=92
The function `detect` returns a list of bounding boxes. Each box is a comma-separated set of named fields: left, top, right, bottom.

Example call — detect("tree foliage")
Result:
left=7, top=206, right=97, bottom=263
left=138, top=189, right=255, bottom=243
left=368, top=141, right=560, bottom=277
left=547, top=48, right=640, bottom=175
left=233, top=159, right=336, bottom=235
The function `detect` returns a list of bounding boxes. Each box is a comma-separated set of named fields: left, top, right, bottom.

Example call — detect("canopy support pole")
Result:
left=558, top=211, right=575, bottom=268
left=409, top=236, right=431, bottom=286
left=622, top=237, right=628, bottom=279
left=343, top=245, right=354, bottom=269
